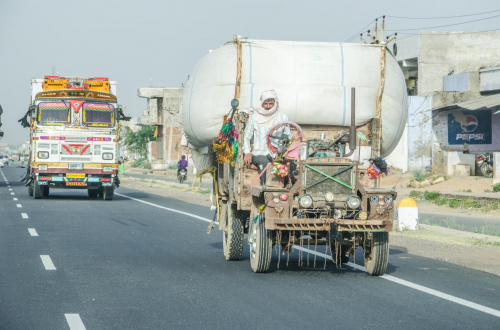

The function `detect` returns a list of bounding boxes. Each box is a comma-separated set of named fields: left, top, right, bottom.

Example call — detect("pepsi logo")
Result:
left=460, top=115, right=478, bottom=133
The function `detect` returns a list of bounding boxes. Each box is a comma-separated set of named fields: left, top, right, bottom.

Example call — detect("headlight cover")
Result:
left=102, top=153, right=113, bottom=160
left=299, top=194, right=313, bottom=208
left=37, top=151, right=49, bottom=159
left=384, top=195, right=393, bottom=203
left=346, top=195, right=361, bottom=209
left=370, top=195, right=379, bottom=203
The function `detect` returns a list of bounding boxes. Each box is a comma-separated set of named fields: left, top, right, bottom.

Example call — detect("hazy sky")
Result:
left=1, top=0, right=499, bottom=146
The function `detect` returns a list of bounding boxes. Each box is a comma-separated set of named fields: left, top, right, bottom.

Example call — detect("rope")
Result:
left=191, top=166, right=220, bottom=233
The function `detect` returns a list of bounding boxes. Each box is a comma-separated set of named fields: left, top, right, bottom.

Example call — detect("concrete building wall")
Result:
left=418, top=31, right=500, bottom=107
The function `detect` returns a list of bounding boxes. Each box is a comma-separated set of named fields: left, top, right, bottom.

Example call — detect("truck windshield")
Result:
left=38, top=101, right=70, bottom=125
left=82, top=103, right=115, bottom=127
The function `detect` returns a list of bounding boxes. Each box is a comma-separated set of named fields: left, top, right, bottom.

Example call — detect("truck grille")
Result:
left=61, top=157, right=91, bottom=162
left=304, top=164, right=353, bottom=200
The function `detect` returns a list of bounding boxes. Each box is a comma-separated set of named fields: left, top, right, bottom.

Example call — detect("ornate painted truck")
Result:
left=21, top=76, right=129, bottom=200
left=182, top=38, right=407, bottom=275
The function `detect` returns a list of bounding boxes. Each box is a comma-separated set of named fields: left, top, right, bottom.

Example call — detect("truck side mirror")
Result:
left=0, top=130, right=4, bottom=138
left=230, top=99, right=239, bottom=109
left=29, top=105, right=37, bottom=118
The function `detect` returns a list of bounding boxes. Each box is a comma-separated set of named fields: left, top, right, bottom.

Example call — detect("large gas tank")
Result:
left=181, top=38, right=407, bottom=157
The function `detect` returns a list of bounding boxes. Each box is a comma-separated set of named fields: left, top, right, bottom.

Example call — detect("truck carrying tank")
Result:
left=182, top=38, right=408, bottom=165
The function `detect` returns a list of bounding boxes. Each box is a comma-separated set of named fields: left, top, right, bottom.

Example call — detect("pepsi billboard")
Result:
left=448, top=110, right=492, bottom=145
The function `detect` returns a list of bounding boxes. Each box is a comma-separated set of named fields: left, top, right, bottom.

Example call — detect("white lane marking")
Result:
left=13, top=198, right=18, bottom=201
left=21, top=213, right=29, bottom=219
left=115, top=193, right=212, bottom=223
left=16, top=204, right=22, bottom=208
left=10, top=192, right=15, bottom=195
left=65, top=314, right=86, bottom=330
left=28, top=228, right=39, bottom=237
left=293, top=245, right=500, bottom=318
left=40, top=255, right=56, bottom=270
left=118, top=192, right=500, bottom=318
left=8, top=188, right=12, bottom=191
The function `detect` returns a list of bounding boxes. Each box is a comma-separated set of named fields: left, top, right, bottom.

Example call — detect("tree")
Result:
left=123, top=125, right=156, bottom=158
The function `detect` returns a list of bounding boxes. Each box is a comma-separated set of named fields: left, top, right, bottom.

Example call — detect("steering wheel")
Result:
left=266, top=121, right=303, bottom=157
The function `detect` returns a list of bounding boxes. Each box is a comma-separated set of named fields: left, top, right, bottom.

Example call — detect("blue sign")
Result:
left=448, top=110, right=492, bottom=145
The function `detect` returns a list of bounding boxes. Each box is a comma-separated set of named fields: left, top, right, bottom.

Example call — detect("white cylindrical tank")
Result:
left=182, top=39, right=408, bottom=168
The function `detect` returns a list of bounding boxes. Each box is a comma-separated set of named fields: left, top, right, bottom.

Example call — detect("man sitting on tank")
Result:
left=243, top=90, right=290, bottom=185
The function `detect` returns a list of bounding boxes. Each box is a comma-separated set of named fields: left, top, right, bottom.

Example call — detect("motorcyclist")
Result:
left=177, top=155, right=188, bottom=177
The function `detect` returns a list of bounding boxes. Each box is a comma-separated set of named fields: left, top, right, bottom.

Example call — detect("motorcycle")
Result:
left=178, top=169, right=187, bottom=183
left=476, top=153, right=494, bottom=178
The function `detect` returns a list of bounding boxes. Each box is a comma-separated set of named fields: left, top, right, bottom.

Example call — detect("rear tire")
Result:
left=249, top=208, right=273, bottom=273
left=222, top=203, right=244, bottom=261
left=364, top=232, right=389, bottom=276
left=33, top=182, right=43, bottom=199
left=42, top=185, right=49, bottom=197
left=103, top=186, right=114, bottom=200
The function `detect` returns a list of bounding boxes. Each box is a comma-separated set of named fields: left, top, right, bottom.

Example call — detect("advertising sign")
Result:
left=448, top=109, right=492, bottom=145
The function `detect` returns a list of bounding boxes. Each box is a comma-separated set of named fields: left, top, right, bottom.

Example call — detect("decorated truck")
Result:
left=20, top=76, right=129, bottom=200
left=182, top=37, right=407, bottom=275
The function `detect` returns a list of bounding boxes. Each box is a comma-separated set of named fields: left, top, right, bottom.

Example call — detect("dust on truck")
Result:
left=182, top=38, right=408, bottom=275
left=21, top=76, right=128, bottom=200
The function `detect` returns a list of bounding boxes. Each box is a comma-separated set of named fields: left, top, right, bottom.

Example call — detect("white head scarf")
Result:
left=251, top=90, right=280, bottom=127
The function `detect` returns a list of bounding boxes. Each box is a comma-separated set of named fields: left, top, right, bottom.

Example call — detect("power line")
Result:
left=387, top=9, right=500, bottom=20
left=343, top=17, right=381, bottom=43
left=386, top=13, right=500, bottom=32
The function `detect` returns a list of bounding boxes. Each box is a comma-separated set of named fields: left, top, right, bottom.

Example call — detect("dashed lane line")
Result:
left=40, top=255, right=56, bottom=270
left=10, top=192, right=15, bottom=195
left=16, top=204, right=22, bottom=208
left=118, top=192, right=500, bottom=319
left=13, top=198, right=18, bottom=201
left=21, top=213, right=28, bottom=219
left=28, top=228, right=39, bottom=237
left=65, top=314, right=86, bottom=330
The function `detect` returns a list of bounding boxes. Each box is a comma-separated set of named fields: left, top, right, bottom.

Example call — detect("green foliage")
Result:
left=168, top=164, right=178, bottom=170
left=409, top=190, right=421, bottom=198
left=412, top=170, right=425, bottom=182
left=493, top=182, right=500, bottom=192
left=423, top=191, right=440, bottom=201
left=123, top=125, right=157, bottom=158
left=434, top=197, right=448, bottom=206
left=131, top=159, right=143, bottom=168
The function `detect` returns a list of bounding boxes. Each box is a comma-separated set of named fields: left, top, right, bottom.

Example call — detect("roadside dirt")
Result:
left=119, top=168, right=500, bottom=277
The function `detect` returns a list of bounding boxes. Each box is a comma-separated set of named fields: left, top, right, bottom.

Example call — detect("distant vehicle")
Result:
left=0, top=155, right=8, bottom=166
left=0, top=157, right=4, bottom=168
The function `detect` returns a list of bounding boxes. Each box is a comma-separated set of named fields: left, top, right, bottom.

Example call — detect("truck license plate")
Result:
left=68, top=163, right=83, bottom=170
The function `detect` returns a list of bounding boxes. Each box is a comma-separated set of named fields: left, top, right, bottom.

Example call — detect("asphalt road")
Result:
left=0, top=166, right=499, bottom=329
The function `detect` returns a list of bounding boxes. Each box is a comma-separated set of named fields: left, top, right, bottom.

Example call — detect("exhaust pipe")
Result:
left=344, top=87, right=356, bottom=157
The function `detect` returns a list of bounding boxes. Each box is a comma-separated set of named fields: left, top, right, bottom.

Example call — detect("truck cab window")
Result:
left=83, top=103, right=114, bottom=127
left=38, top=101, right=70, bottom=125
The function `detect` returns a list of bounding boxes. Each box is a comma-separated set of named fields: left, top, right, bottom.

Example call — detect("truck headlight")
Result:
left=102, top=153, right=113, bottom=160
left=299, top=194, right=313, bottom=208
left=384, top=195, right=393, bottom=203
left=346, top=195, right=361, bottom=209
left=37, top=151, right=49, bottom=159
left=325, top=192, right=334, bottom=202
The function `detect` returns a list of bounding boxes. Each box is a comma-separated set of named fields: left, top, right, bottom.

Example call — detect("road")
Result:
left=0, top=166, right=499, bottom=329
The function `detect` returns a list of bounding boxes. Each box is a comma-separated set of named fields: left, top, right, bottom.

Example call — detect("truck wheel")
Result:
left=28, top=183, right=34, bottom=197
left=103, top=186, right=114, bottom=200
left=42, top=185, right=50, bottom=197
left=98, top=187, right=104, bottom=198
left=249, top=212, right=273, bottom=273
left=364, top=232, right=389, bottom=276
left=88, top=189, right=99, bottom=198
left=33, top=182, right=43, bottom=200
left=222, top=204, right=244, bottom=261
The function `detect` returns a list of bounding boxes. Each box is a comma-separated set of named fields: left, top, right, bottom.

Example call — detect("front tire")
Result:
left=364, top=232, right=389, bottom=276
left=103, top=186, right=114, bottom=200
left=480, top=163, right=493, bottom=178
left=249, top=209, right=273, bottom=273
left=222, top=203, right=244, bottom=261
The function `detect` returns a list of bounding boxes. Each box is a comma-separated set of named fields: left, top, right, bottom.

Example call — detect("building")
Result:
left=137, top=87, right=186, bottom=170
left=393, top=31, right=500, bottom=180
